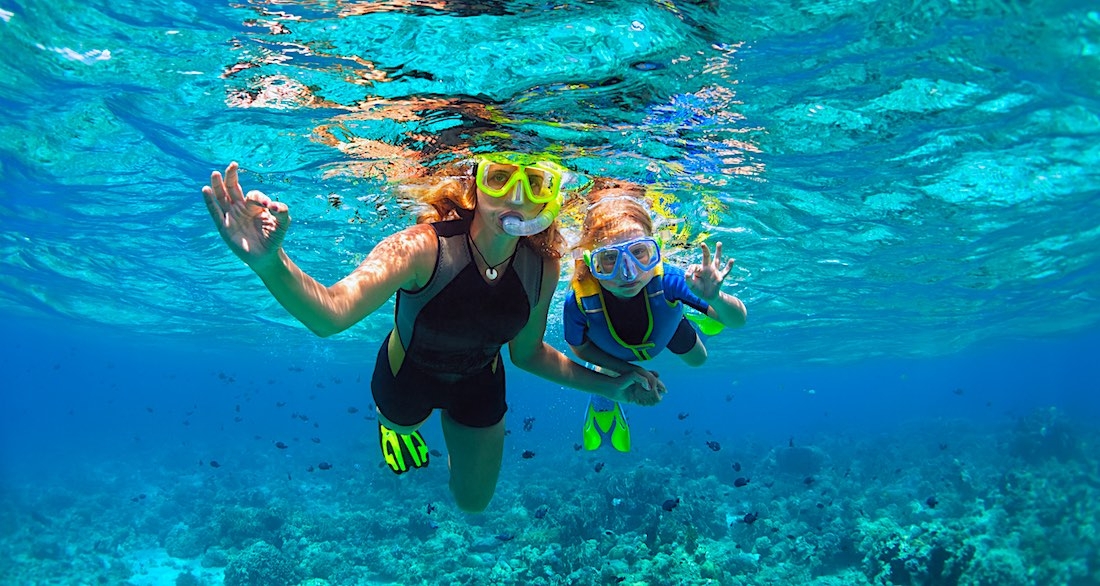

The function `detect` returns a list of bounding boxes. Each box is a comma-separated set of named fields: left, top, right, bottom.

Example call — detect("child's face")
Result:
left=592, top=227, right=658, bottom=298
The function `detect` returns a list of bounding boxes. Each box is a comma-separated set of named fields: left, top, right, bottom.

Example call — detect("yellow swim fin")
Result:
left=582, top=395, right=631, bottom=453
left=379, top=422, right=430, bottom=474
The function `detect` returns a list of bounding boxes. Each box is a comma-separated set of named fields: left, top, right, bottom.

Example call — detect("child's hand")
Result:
left=686, top=241, right=735, bottom=301
left=625, top=380, right=664, bottom=406
left=628, top=364, right=666, bottom=396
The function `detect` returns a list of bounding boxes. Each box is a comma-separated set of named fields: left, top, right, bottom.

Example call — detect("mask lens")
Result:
left=475, top=158, right=562, bottom=203
left=482, top=164, right=519, bottom=192
left=627, top=240, right=660, bottom=269
left=591, top=249, right=621, bottom=278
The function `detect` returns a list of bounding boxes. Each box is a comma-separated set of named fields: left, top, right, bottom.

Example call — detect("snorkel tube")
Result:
left=502, top=193, right=562, bottom=236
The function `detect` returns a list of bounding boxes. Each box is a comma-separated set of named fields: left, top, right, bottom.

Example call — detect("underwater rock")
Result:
left=164, top=523, right=213, bottom=559
left=223, top=541, right=302, bottom=586
left=201, top=547, right=229, bottom=568
left=174, top=571, right=201, bottom=586
left=775, top=446, right=825, bottom=476
left=469, top=536, right=505, bottom=553
left=1009, top=406, right=1080, bottom=463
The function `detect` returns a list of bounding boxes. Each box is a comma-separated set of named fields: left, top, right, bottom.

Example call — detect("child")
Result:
left=563, top=179, right=748, bottom=451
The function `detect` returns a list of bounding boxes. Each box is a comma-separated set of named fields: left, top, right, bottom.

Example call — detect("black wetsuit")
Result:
left=371, top=216, right=543, bottom=427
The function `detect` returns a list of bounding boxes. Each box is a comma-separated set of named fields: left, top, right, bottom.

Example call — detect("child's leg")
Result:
left=669, top=317, right=707, bottom=366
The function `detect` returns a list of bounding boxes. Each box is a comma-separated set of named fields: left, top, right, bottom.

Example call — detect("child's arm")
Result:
left=686, top=241, right=747, bottom=328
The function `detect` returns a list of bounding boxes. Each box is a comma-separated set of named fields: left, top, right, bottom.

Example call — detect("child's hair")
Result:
left=573, top=178, right=654, bottom=282
left=401, top=160, right=565, bottom=259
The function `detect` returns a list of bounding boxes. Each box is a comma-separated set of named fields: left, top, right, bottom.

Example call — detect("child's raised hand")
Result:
left=686, top=241, right=734, bottom=301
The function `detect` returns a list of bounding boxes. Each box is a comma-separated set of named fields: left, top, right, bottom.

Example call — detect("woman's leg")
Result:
left=440, top=411, right=505, bottom=513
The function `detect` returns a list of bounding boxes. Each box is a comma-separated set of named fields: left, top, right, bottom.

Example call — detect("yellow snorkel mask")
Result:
left=475, top=152, right=571, bottom=236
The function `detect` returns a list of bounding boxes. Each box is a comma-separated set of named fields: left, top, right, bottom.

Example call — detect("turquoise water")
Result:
left=2, top=0, right=1099, bottom=584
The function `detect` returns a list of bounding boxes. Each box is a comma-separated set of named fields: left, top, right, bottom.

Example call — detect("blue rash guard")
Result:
left=563, top=263, right=710, bottom=362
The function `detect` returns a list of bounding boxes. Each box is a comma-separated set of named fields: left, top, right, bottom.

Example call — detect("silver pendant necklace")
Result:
left=468, top=234, right=510, bottom=281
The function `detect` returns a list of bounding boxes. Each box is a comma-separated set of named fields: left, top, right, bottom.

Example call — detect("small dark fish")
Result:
left=311, top=437, right=321, bottom=444
left=145, top=407, right=154, bottom=414
left=521, top=450, right=536, bottom=459
left=816, top=502, right=825, bottom=509
left=706, top=441, right=721, bottom=452
left=287, top=472, right=291, bottom=481
left=523, top=416, right=535, bottom=432
left=276, top=401, right=286, bottom=407
left=939, top=443, right=948, bottom=451
left=734, top=477, right=750, bottom=488
left=307, top=466, right=314, bottom=473
left=495, top=532, right=515, bottom=542
left=346, top=406, right=359, bottom=414
left=594, top=462, right=605, bottom=473
left=234, top=404, right=240, bottom=413
left=198, top=460, right=203, bottom=466
left=426, top=503, right=437, bottom=515
left=789, top=436, right=794, bottom=448
left=573, top=443, right=583, bottom=451
left=677, top=412, right=690, bottom=421
left=742, top=512, right=759, bottom=525
left=803, top=476, right=815, bottom=486
left=725, top=394, right=733, bottom=402
left=534, top=506, right=549, bottom=519
left=952, top=388, right=965, bottom=396
left=926, top=496, right=938, bottom=509
left=317, top=462, right=333, bottom=470
left=209, top=460, right=221, bottom=468
left=661, top=498, right=680, bottom=512
left=732, top=462, right=741, bottom=472
left=274, top=441, right=289, bottom=449
left=430, top=449, right=442, bottom=458
left=139, top=494, right=146, bottom=500
left=233, top=416, right=242, bottom=423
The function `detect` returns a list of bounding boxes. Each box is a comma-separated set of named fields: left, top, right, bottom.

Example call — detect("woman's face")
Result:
left=592, top=226, right=657, bottom=298
left=474, top=165, right=550, bottom=234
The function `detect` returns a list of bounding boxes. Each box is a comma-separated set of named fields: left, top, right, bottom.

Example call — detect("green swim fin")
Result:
left=686, top=311, right=726, bottom=336
left=582, top=395, right=631, bottom=453
left=379, top=422, right=430, bottom=474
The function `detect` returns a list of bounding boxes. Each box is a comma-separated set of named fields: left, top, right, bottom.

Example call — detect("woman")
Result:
left=201, top=155, right=659, bottom=512
left=564, top=179, right=747, bottom=452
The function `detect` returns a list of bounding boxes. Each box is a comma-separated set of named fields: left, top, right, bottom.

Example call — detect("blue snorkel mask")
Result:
left=584, top=236, right=663, bottom=280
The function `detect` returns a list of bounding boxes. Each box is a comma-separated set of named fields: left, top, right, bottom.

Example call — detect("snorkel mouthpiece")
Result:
left=502, top=194, right=562, bottom=236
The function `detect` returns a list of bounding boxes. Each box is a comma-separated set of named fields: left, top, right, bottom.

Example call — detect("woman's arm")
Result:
left=203, top=162, right=435, bottom=337
left=509, top=258, right=662, bottom=405
left=569, top=341, right=665, bottom=394
left=254, top=225, right=435, bottom=337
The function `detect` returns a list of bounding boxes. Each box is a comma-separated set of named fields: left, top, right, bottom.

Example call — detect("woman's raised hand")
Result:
left=201, top=162, right=290, bottom=270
